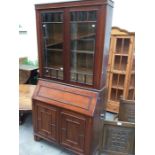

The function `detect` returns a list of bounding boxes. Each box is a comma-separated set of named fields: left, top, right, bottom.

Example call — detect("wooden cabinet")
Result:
left=32, top=80, right=106, bottom=155
left=106, top=27, right=135, bottom=113
left=33, top=0, right=114, bottom=154
left=35, top=0, right=113, bottom=89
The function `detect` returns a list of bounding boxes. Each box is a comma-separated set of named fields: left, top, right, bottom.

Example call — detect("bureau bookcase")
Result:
left=32, top=0, right=114, bottom=155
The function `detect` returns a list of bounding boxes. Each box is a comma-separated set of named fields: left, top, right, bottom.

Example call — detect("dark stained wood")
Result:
left=60, top=110, right=87, bottom=154
left=33, top=80, right=98, bottom=117
left=35, top=0, right=114, bottom=89
left=101, top=4, right=114, bottom=88
left=36, top=10, right=43, bottom=77
left=100, top=120, right=135, bottom=155
left=63, top=8, right=70, bottom=83
left=32, top=79, right=106, bottom=155
left=93, top=5, right=106, bottom=88
left=118, top=98, right=135, bottom=123
left=35, top=0, right=114, bottom=10
left=33, top=0, right=114, bottom=154
left=34, top=102, right=59, bottom=142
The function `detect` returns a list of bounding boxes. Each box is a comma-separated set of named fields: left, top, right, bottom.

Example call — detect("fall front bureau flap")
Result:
left=32, top=80, right=99, bottom=116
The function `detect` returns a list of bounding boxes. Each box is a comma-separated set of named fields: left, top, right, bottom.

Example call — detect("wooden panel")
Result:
left=38, top=86, right=91, bottom=109
left=118, top=99, right=135, bottom=123
left=35, top=0, right=114, bottom=10
left=35, top=102, right=58, bottom=142
left=19, top=84, right=36, bottom=110
left=60, top=111, right=86, bottom=154
left=101, top=120, right=135, bottom=155
left=106, top=101, right=119, bottom=113
left=33, top=80, right=98, bottom=116
left=111, top=27, right=135, bottom=36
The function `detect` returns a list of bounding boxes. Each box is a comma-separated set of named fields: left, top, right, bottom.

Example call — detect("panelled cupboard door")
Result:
left=60, top=111, right=87, bottom=154
left=69, top=9, right=98, bottom=86
left=35, top=103, right=58, bottom=142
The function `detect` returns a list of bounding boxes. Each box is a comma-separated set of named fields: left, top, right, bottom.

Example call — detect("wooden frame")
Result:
left=106, top=27, right=135, bottom=113
left=118, top=98, right=135, bottom=123
left=35, top=0, right=114, bottom=89
left=100, top=120, right=135, bottom=155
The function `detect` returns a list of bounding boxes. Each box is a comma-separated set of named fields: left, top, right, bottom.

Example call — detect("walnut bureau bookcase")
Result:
left=32, top=0, right=114, bottom=155
left=106, top=27, right=135, bottom=113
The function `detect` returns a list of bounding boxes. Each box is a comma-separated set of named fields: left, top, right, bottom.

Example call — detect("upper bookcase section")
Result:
left=35, top=0, right=114, bottom=90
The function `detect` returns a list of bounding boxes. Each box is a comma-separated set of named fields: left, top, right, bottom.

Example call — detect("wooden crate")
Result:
left=106, top=27, right=135, bottom=113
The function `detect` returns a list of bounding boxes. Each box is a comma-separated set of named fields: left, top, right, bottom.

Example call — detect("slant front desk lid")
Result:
left=32, top=80, right=98, bottom=116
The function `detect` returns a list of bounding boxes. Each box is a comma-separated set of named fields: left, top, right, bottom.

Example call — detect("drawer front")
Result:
left=34, top=102, right=58, bottom=142
left=60, top=111, right=87, bottom=154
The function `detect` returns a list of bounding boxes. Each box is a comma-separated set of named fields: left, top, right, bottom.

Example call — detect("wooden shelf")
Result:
left=42, top=22, right=63, bottom=24
left=71, top=68, right=93, bottom=75
left=114, top=53, right=128, bottom=56
left=129, top=86, right=134, bottom=89
left=112, top=85, right=124, bottom=90
left=70, top=21, right=96, bottom=23
left=71, top=50, right=94, bottom=54
left=112, top=70, right=126, bottom=74
left=46, top=33, right=95, bottom=48
left=47, top=48, right=63, bottom=52
left=44, top=66, right=63, bottom=70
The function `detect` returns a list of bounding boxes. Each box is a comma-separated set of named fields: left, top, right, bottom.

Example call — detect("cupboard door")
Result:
left=69, top=10, right=97, bottom=86
left=35, top=103, right=58, bottom=142
left=60, top=111, right=86, bottom=153
left=41, top=11, right=64, bottom=80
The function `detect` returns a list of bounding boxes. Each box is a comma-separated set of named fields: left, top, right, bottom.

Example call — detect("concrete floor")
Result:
left=19, top=112, right=115, bottom=155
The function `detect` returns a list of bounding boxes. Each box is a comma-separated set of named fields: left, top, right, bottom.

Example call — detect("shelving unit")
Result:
left=106, top=27, right=135, bottom=113
left=33, top=1, right=114, bottom=155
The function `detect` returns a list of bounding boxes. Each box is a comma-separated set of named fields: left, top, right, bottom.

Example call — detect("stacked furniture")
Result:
left=106, top=27, right=135, bottom=113
left=32, top=0, right=114, bottom=155
left=100, top=98, right=135, bottom=155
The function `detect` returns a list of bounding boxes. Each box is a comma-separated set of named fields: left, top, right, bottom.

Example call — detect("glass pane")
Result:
left=41, top=12, right=63, bottom=80
left=70, top=11, right=97, bottom=85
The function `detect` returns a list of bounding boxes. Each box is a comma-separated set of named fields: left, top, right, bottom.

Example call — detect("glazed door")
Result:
left=35, top=103, right=58, bottom=142
left=39, top=8, right=100, bottom=87
left=41, top=11, right=64, bottom=80
left=60, top=111, right=86, bottom=153
left=69, top=9, right=98, bottom=86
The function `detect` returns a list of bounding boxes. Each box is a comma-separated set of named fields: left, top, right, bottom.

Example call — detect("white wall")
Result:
left=18, top=0, right=136, bottom=61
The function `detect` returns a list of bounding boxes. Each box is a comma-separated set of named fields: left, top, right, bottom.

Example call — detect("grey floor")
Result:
left=19, top=112, right=115, bottom=155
